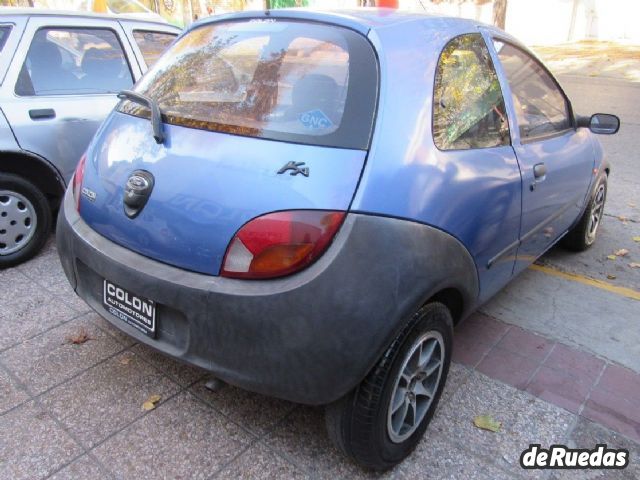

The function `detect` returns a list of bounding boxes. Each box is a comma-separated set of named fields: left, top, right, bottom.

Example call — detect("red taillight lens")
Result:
left=221, top=210, right=346, bottom=279
left=72, top=154, right=86, bottom=212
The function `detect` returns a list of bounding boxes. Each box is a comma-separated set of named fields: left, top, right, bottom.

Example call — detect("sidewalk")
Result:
left=0, top=240, right=638, bottom=479
left=455, top=311, right=640, bottom=444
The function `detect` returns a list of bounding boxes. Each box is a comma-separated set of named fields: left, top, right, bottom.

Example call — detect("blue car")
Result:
left=57, top=9, right=619, bottom=469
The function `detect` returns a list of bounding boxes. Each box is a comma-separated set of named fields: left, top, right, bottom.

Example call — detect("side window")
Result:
left=493, top=41, right=571, bottom=141
left=15, top=27, right=133, bottom=96
left=132, top=30, right=177, bottom=67
left=433, top=33, right=509, bottom=151
left=0, top=26, right=12, bottom=52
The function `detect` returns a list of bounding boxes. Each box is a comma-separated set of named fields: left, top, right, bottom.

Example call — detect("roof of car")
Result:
left=0, top=7, right=172, bottom=27
left=197, top=8, right=481, bottom=35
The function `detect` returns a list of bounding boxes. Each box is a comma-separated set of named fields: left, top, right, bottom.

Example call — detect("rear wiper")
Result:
left=117, top=90, right=165, bottom=144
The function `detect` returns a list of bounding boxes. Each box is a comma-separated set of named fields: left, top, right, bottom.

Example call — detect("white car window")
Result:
left=16, top=27, right=133, bottom=96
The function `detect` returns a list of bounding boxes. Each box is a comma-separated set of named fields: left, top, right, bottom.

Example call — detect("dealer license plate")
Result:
left=103, top=280, right=156, bottom=337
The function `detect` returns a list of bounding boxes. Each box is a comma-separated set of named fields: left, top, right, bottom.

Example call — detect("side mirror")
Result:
left=576, top=113, right=620, bottom=135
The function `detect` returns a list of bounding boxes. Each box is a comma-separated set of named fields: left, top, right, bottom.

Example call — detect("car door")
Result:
left=490, top=38, right=594, bottom=272
left=118, top=21, right=179, bottom=72
left=0, top=15, right=143, bottom=184
left=426, top=33, right=522, bottom=303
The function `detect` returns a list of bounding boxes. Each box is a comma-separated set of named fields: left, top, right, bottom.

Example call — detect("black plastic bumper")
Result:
left=57, top=187, right=478, bottom=405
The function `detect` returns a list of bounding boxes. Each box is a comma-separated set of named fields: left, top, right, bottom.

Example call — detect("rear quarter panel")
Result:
left=353, top=21, right=522, bottom=304
left=0, top=107, right=18, bottom=150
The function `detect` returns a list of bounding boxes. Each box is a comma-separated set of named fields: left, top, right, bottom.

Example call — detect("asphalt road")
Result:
left=483, top=74, right=640, bottom=372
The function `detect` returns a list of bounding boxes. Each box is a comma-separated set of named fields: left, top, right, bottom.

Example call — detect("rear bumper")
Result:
left=57, top=187, right=478, bottom=404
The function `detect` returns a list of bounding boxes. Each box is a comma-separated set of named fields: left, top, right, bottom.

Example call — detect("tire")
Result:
left=0, top=173, right=52, bottom=268
left=325, top=302, right=453, bottom=470
left=562, top=174, right=607, bottom=252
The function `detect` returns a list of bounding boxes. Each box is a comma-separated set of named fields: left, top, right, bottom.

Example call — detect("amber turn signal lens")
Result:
left=250, top=244, right=314, bottom=274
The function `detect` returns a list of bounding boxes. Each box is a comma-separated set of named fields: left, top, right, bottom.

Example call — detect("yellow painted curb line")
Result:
left=529, top=264, right=640, bottom=301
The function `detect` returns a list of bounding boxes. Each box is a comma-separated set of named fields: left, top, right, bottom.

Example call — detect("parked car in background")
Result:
left=56, top=9, right=619, bottom=470
left=0, top=9, right=179, bottom=267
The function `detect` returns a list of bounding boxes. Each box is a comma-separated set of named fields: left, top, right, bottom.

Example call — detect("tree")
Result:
left=492, top=0, right=507, bottom=29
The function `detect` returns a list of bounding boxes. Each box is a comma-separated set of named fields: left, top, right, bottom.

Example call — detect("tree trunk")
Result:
left=492, top=0, right=507, bottom=30
left=568, top=0, right=580, bottom=41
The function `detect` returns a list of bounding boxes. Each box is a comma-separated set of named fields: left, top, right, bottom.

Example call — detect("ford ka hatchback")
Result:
left=57, top=9, right=619, bottom=469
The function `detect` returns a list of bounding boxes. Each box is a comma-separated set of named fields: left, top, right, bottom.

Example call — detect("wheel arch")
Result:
left=344, top=214, right=479, bottom=398
left=428, top=287, right=465, bottom=325
left=0, top=150, right=66, bottom=211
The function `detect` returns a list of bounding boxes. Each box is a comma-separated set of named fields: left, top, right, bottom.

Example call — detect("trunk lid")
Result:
left=79, top=112, right=367, bottom=275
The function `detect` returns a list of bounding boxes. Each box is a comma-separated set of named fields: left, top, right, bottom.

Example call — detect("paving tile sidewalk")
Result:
left=1, top=241, right=639, bottom=479
left=454, top=312, right=640, bottom=444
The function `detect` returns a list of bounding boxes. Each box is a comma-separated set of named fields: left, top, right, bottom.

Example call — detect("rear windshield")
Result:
left=118, top=20, right=378, bottom=150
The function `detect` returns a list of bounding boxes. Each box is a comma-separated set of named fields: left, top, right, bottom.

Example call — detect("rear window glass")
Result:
left=118, top=20, right=378, bottom=150
left=133, top=30, right=177, bottom=67
left=0, top=26, right=11, bottom=52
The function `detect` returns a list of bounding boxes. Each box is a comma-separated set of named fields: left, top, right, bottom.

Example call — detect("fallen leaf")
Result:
left=119, top=356, right=132, bottom=365
left=473, top=414, right=502, bottom=432
left=618, top=216, right=627, bottom=222
left=633, top=236, right=640, bottom=243
left=615, top=248, right=629, bottom=257
left=66, top=327, right=93, bottom=345
left=607, top=255, right=617, bottom=261
left=606, top=274, right=617, bottom=280
left=630, top=263, right=640, bottom=269
left=142, top=394, right=162, bottom=411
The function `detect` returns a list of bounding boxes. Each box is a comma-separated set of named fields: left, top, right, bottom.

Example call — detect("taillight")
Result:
left=72, top=153, right=86, bottom=212
left=221, top=210, right=346, bottom=279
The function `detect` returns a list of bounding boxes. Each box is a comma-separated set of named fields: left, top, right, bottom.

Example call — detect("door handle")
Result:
left=530, top=163, right=547, bottom=191
left=29, top=108, right=56, bottom=120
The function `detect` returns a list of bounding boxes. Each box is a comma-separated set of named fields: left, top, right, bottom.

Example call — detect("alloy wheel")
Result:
left=586, top=183, right=606, bottom=244
left=387, top=331, right=445, bottom=443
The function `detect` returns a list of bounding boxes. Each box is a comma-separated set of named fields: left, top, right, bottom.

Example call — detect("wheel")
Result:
left=562, top=174, right=607, bottom=252
left=0, top=173, right=52, bottom=268
left=325, top=302, right=453, bottom=470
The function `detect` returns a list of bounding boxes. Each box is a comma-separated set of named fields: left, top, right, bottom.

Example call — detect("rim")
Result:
left=0, top=190, right=38, bottom=256
left=586, top=183, right=606, bottom=244
left=387, top=331, right=445, bottom=444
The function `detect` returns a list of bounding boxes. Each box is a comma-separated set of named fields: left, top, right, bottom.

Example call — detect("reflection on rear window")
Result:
left=119, top=20, right=378, bottom=149
left=0, top=26, right=11, bottom=52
